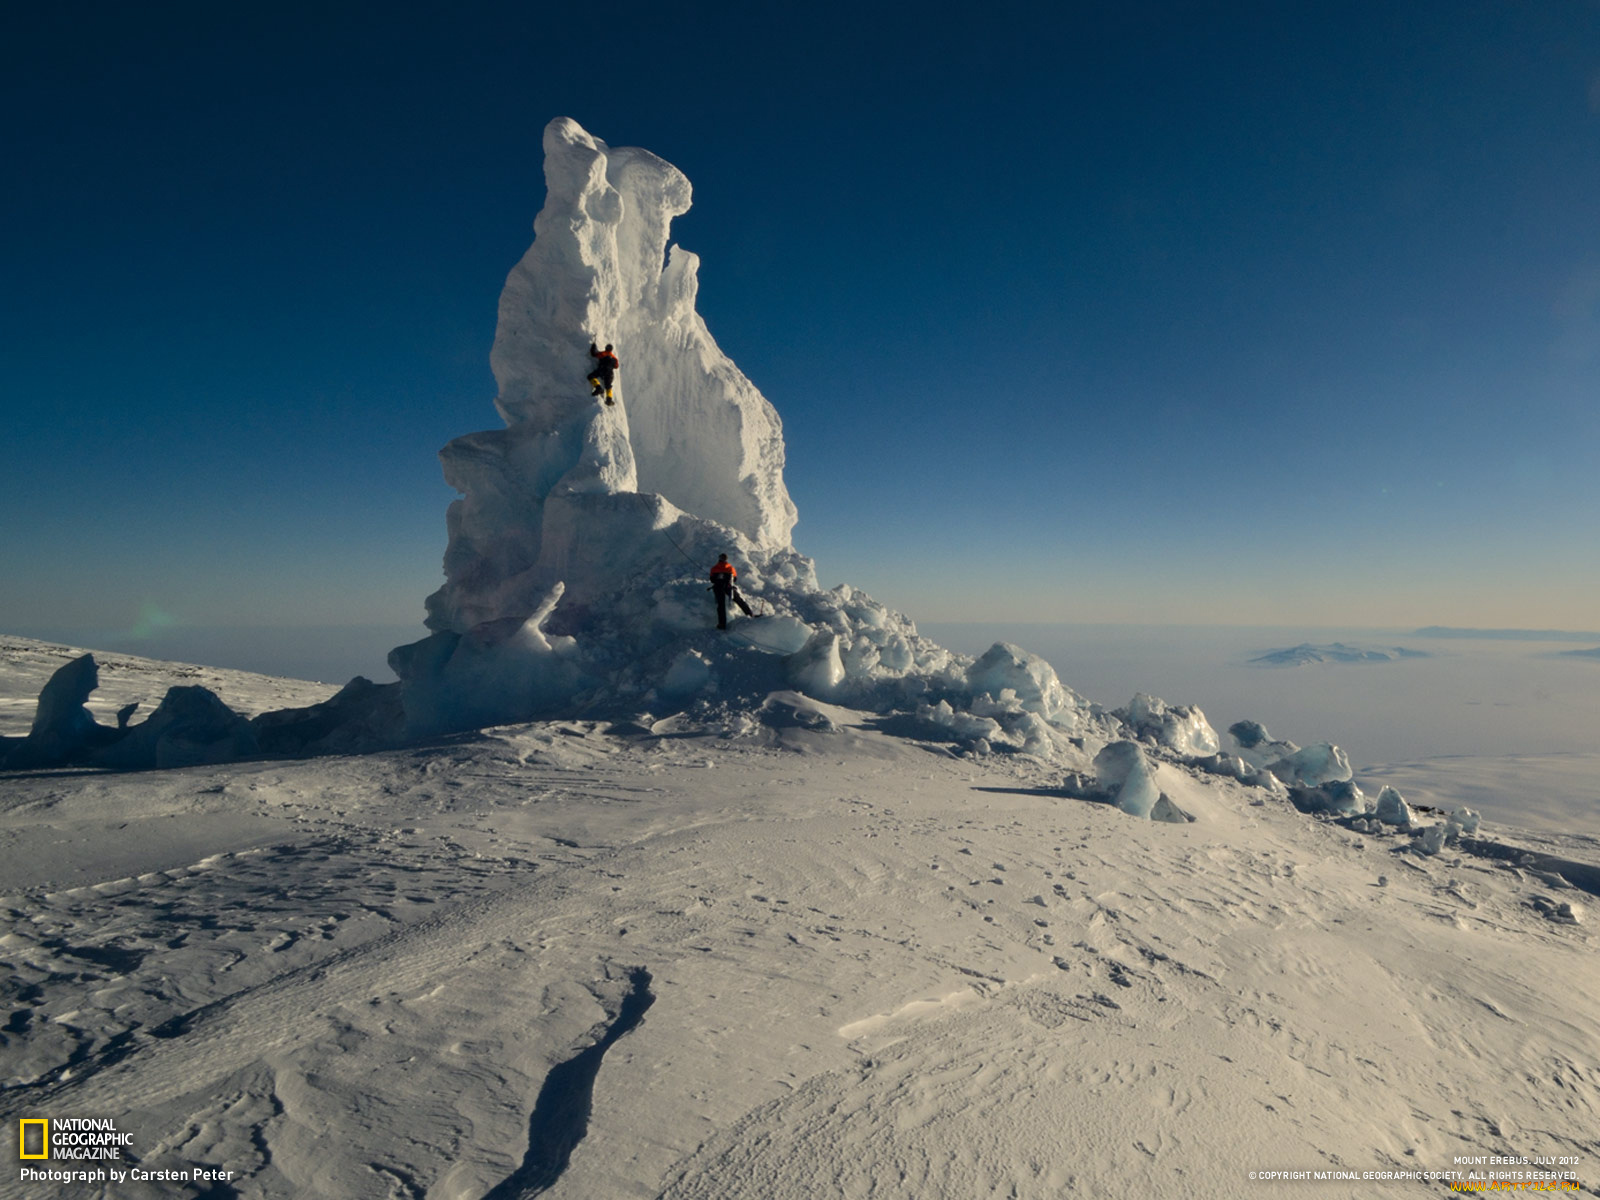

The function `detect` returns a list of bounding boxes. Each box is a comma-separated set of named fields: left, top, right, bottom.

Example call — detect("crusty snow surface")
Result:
left=2, top=642, right=1595, bottom=1198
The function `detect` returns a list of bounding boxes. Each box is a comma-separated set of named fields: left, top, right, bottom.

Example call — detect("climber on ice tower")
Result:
left=588, top=341, right=619, bottom=404
left=709, top=553, right=753, bottom=630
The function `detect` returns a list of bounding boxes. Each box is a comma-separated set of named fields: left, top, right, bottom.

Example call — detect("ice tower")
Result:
left=387, top=118, right=1092, bottom=754
left=422, top=117, right=799, bottom=636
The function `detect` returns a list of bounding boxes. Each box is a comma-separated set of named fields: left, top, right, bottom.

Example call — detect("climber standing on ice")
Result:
left=709, top=553, right=753, bottom=630
left=587, top=341, right=618, bottom=405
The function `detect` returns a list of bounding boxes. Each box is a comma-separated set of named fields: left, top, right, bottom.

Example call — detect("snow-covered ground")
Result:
left=2, top=643, right=1595, bottom=1198
left=927, top=623, right=1600, bottom=837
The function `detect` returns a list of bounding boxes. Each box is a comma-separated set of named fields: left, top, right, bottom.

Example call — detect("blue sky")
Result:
left=4, top=0, right=1598, bottom=667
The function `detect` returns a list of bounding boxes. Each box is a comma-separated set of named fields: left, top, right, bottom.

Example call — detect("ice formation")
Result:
left=1227, top=721, right=1353, bottom=788
left=1288, top=778, right=1367, bottom=817
left=357, top=113, right=1401, bottom=825
left=1268, top=742, right=1354, bottom=786
left=1374, top=786, right=1414, bottom=827
left=380, top=119, right=1111, bottom=748
left=10, top=654, right=117, bottom=766
left=1093, top=741, right=1162, bottom=819
left=381, top=118, right=811, bottom=733
left=0, top=652, right=400, bottom=770
left=1414, top=805, right=1485, bottom=855
left=1417, top=823, right=1450, bottom=855
left=1116, top=692, right=1219, bottom=756
left=1085, top=739, right=1194, bottom=824
left=425, top=119, right=798, bottom=624
left=1227, top=720, right=1300, bottom=767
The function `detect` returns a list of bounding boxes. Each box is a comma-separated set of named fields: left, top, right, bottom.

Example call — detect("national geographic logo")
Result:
left=15, top=1119, right=238, bottom=1186
left=16, top=1118, right=130, bottom=1161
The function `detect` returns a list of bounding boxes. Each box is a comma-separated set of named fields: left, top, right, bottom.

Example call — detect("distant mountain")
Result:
left=1251, top=642, right=1428, bottom=666
left=1415, top=626, right=1600, bottom=642
left=1557, top=646, right=1600, bottom=659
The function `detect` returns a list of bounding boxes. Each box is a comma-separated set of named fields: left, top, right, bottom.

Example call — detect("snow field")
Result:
left=2, top=654, right=1596, bottom=1198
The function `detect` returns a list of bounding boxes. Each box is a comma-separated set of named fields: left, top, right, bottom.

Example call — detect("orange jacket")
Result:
left=709, top=561, right=737, bottom=589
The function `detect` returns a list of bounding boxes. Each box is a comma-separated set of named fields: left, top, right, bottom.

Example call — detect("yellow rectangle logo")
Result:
left=19, top=1119, right=48, bottom=1160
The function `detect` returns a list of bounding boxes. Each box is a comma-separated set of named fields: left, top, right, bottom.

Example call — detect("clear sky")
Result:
left=4, top=0, right=1598, bottom=660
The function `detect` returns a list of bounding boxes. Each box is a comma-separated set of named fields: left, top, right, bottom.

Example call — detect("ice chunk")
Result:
left=1416, top=808, right=1481, bottom=853
left=390, top=583, right=586, bottom=737
left=1150, top=794, right=1196, bottom=824
left=1266, top=742, right=1353, bottom=786
left=28, top=654, right=103, bottom=750
left=1191, top=752, right=1285, bottom=794
left=1374, top=786, right=1414, bottom=827
left=966, top=643, right=1086, bottom=731
left=1548, top=900, right=1583, bottom=924
left=969, top=689, right=1023, bottom=718
left=787, top=630, right=845, bottom=698
left=1008, top=710, right=1058, bottom=755
left=0, top=653, right=122, bottom=768
left=660, top=650, right=714, bottom=698
left=1201, top=753, right=1244, bottom=777
left=420, top=117, right=799, bottom=635
left=1228, top=719, right=1272, bottom=749
left=1118, top=693, right=1220, bottom=757
left=876, top=633, right=914, bottom=673
left=252, top=677, right=404, bottom=756
left=94, top=685, right=258, bottom=770
left=1416, top=824, right=1448, bottom=855
left=1094, top=741, right=1160, bottom=819
left=1093, top=740, right=1142, bottom=791
left=1227, top=719, right=1301, bottom=768
left=1289, top=779, right=1367, bottom=817
left=759, top=690, right=839, bottom=733
left=918, top=700, right=1004, bottom=742
left=841, top=636, right=881, bottom=678
left=1116, top=765, right=1162, bottom=819
left=747, top=614, right=813, bottom=656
